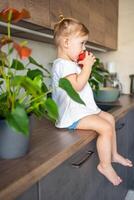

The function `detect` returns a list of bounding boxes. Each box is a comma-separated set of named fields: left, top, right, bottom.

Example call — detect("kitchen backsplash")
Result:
left=0, top=34, right=57, bottom=88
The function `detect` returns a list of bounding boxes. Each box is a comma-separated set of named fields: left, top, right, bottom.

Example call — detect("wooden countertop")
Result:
left=0, top=94, right=134, bottom=200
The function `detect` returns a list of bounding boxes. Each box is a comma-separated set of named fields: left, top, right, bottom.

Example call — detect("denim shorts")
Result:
left=68, top=120, right=80, bottom=130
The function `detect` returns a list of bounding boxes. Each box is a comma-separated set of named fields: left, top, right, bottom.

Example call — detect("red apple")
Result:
left=77, top=51, right=90, bottom=67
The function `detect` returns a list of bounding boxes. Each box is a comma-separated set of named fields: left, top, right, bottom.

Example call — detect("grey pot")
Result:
left=0, top=119, right=31, bottom=159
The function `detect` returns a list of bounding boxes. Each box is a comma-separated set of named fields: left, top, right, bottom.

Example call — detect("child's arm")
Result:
left=66, top=51, right=96, bottom=91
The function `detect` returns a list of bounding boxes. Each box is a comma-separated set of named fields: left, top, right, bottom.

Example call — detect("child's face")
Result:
left=67, top=34, right=88, bottom=62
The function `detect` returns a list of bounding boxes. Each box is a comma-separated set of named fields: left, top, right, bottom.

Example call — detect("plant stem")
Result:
left=19, top=92, right=29, bottom=104
left=25, top=62, right=30, bottom=68
left=0, top=85, right=4, bottom=92
left=7, top=10, right=14, bottom=110
left=24, top=89, right=51, bottom=108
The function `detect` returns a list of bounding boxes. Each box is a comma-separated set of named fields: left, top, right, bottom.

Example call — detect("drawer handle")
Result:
left=71, top=150, right=94, bottom=168
left=116, top=122, right=125, bottom=131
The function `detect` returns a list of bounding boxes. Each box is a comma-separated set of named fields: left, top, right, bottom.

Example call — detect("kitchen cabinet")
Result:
left=116, top=115, right=128, bottom=158
left=49, top=0, right=89, bottom=34
left=126, top=109, right=134, bottom=189
left=0, top=0, right=118, bottom=50
left=16, top=184, right=38, bottom=200
left=39, top=139, right=101, bottom=200
left=50, top=0, right=71, bottom=29
left=38, top=126, right=127, bottom=200
left=16, top=116, right=128, bottom=200
left=88, top=0, right=118, bottom=49
left=88, top=0, right=105, bottom=47
left=6, top=0, right=50, bottom=28
left=115, top=115, right=128, bottom=187
left=0, top=0, right=8, bottom=8
left=70, top=0, right=89, bottom=31
left=104, top=0, right=118, bottom=49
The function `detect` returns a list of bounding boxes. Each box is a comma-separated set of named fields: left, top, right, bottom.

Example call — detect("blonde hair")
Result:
left=54, top=16, right=89, bottom=46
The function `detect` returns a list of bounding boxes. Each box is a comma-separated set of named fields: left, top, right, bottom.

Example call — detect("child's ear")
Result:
left=63, top=37, right=70, bottom=48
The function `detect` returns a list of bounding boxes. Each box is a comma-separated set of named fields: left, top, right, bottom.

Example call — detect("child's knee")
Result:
left=102, top=123, right=113, bottom=137
left=107, top=113, right=115, bottom=126
left=109, top=114, right=115, bottom=124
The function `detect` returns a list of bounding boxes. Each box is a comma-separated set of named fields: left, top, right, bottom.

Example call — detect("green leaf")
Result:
left=11, top=76, right=42, bottom=96
left=33, top=75, right=43, bottom=89
left=0, top=93, right=8, bottom=118
left=0, top=92, right=7, bottom=101
left=11, top=59, right=25, bottom=70
left=27, top=69, right=48, bottom=92
left=88, top=78, right=99, bottom=91
left=8, top=47, right=14, bottom=55
left=27, top=69, right=44, bottom=80
left=21, top=77, right=42, bottom=96
left=6, top=105, right=29, bottom=136
left=28, top=96, right=46, bottom=117
left=0, top=80, right=3, bottom=85
left=59, top=78, right=85, bottom=105
left=28, top=56, right=50, bottom=75
left=45, top=98, right=58, bottom=121
left=92, top=71, right=104, bottom=83
left=42, top=82, right=48, bottom=93
left=11, top=75, right=24, bottom=86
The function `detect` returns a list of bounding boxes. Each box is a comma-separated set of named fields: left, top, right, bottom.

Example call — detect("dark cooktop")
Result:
left=96, top=100, right=122, bottom=111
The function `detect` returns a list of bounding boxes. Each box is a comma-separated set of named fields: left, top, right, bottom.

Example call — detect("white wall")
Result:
left=21, top=39, right=57, bottom=87
left=95, top=0, right=134, bottom=94
left=1, top=35, right=57, bottom=88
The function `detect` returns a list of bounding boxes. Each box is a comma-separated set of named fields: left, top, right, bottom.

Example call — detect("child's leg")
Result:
left=98, top=111, right=132, bottom=167
left=76, top=114, right=122, bottom=186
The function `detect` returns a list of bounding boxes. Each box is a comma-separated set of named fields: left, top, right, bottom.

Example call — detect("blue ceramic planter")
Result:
left=0, top=119, right=30, bottom=159
left=93, top=87, right=120, bottom=102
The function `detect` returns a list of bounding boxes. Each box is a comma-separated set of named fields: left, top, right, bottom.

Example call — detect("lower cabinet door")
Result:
left=126, top=109, right=134, bottom=189
left=116, top=115, right=128, bottom=186
left=39, top=139, right=101, bottom=200
left=116, top=115, right=128, bottom=157
left=16, top=184, right=38, bottom=200
left=39, top=138, right=127, bottom=200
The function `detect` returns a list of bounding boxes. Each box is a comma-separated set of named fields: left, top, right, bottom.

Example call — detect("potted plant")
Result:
left=88, top=58, right=110, bottom=91
left=89, top=58, right=120, bottom=102
left=0, top=8, right=58, bottom=159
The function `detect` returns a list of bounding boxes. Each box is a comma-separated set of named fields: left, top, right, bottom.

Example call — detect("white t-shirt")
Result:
left=51, top=58, right=101, bottom=128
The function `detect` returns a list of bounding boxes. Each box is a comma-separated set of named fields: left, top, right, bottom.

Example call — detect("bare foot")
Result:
left=97, top=163, right=122, bottom=186
left=112, top=153, right=133, bottom=167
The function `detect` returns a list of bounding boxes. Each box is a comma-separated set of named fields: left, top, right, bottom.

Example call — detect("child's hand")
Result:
left=78, top=51, right=96, bottom=69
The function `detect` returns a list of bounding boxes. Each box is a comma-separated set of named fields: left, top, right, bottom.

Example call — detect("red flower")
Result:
left=13, top=42, right=32, bottom=59
left=0, top=8, right=30, bottom=23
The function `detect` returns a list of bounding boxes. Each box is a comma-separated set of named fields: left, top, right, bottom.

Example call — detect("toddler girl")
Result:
left=52, top=17, right=132, bottom=186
